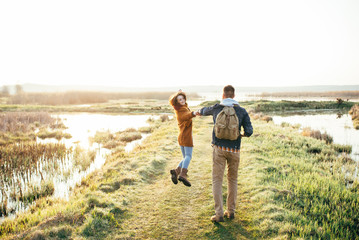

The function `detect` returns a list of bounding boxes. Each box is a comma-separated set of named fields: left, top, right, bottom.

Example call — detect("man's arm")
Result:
left=242, top=112, right=253, bottom=137
left=199, top=105, right=216, bottom=116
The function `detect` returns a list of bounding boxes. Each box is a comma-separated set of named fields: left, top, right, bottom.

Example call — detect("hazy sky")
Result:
left=1, top=0, right=358, bottom=88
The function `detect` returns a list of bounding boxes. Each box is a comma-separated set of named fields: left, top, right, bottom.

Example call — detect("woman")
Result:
left=169, top=91, right=196, bottom=187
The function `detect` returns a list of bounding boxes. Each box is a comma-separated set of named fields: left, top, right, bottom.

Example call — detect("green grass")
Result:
left=1, top=116, right=358, bottom=239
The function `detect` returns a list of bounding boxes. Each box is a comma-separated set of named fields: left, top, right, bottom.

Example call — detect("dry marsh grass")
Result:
left=0, top=112, right=54, bottom=132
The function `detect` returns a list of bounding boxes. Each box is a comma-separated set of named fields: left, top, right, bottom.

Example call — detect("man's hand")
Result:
left=194, top=110, right=201, bottom=116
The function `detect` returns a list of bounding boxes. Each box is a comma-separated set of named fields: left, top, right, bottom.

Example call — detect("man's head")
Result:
left=222, top=85, right=235, bottom=99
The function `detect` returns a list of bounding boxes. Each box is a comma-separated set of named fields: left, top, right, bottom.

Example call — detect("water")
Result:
left=1, top=113, right=161, bottom=221
left=272, top=113, right=359, bottom=162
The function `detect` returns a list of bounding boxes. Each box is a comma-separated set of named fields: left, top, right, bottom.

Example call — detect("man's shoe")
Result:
left=210, top=215, right=224, bottom=222
left=178, top=168, right=191, bottom=187
left=224, top=210, right=235, bottom=219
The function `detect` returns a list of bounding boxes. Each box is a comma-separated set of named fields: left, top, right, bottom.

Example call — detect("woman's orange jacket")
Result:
left=174, top=104, right=195, bottom=147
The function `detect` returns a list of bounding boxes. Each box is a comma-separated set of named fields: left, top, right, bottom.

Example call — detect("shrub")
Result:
left=73, top=146, right=96, bottom=171
left=138, top=126, right=152, bottom=133
left=302, top=128, right=333, bottom=144
left=349, top=104, right=359, bottom=129
left=261, top=115, right=273, bottom=122
left=160, top=114, right=170, bottom=122
left=118, top=132, right=142, bottom=142
left=333, top=144, right=352, bottom=153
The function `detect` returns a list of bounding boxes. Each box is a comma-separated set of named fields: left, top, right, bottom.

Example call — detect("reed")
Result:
left=21, top=181, right=55, bottom=203
left=0, top=142, right=71, bottom=180
left=0, top=142, right=72, bottom=217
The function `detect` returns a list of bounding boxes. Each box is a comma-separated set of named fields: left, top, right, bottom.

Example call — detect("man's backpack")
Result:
left=214, top=106, right=240, bottom=140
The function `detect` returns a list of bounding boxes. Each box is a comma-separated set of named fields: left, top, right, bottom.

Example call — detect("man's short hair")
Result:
left=223, top=85, right=235, bottom=98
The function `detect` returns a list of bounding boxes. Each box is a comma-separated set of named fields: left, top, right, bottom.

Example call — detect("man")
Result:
left=196, top=85, right=253, bottom=222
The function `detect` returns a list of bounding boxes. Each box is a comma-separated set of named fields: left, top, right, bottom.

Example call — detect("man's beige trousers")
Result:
left=212, top=146, right=240, bottom=217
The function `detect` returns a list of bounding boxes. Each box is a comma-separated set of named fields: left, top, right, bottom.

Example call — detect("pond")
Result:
left=1, top=113, right=161, bottom=222
left=272, top=113, right=359, bottom=162
left=49, top=113, right=158, bottom=149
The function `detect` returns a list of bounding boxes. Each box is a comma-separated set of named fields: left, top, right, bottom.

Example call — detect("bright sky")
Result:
left=0, top=0, right=358, bottom=88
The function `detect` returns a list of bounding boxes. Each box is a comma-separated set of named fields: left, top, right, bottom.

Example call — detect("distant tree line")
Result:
left=6, top=90, right=200, bottom=105
left=0, top=84, right=24, bottom=97
left=0, top=85, right=10, bottom=97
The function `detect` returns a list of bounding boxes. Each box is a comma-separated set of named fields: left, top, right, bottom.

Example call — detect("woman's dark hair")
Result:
left=169, top=91, right=187, bottom=108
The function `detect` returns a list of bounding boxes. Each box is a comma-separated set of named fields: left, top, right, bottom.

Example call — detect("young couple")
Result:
left=169, top=85, right=253, bottom=222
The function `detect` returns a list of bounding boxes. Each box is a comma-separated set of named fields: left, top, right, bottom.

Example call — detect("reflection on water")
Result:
left=272, top=113, right=359, bottom=162
left=53, top=113, right=158, bottom=149
left=41, top=113, right=160, bottom=199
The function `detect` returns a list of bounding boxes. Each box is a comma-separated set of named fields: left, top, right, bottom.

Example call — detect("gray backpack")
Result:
left=214, top=106, right=240, bottom=140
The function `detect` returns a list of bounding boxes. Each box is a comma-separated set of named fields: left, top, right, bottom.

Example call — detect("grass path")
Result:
left=114, top=117, right=254, bottom=239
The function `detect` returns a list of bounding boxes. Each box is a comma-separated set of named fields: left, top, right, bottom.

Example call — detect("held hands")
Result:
left=192, top=110, right=201, bottom=117
left=194, top=110, right=201, bottom=116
